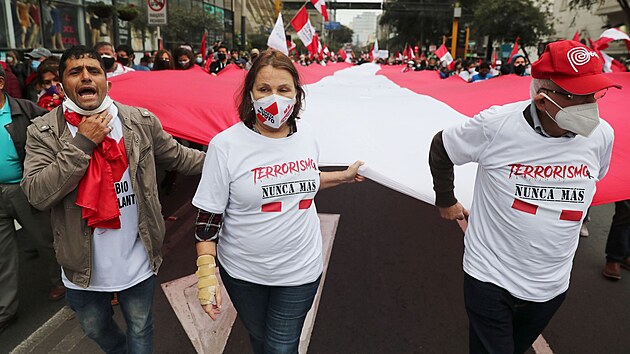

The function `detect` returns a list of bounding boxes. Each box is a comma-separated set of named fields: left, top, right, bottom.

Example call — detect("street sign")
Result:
left=324, top=21, right=341, bottom=30
left=147, top=0, right=167, bottom=25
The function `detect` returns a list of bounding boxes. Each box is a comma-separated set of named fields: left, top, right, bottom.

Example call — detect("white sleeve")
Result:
left=442, top=114, right=491, bottom=165
left=598, top=126, right=614, bottom=180
left=192, top=142, right=230, bottom=213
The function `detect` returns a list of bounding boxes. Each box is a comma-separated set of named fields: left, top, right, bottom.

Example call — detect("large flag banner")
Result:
left=311, top=0, right=329, bottom=21
left=370, top=38, right=379, bottom=62
left=291, top=7, right=318, bottom=55
left=268, top=13, right=288, bottom=55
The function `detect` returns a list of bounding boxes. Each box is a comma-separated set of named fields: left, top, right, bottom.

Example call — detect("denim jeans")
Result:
left=220, top=267, right=321, bottom=354
left=605, top=201, right=630, bottom=262
left=464, top=273, right=566, bottom=354
left=66, top=276, right=155, bottom=354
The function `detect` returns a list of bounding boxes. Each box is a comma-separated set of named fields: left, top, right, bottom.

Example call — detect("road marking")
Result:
left=10, top=306, right=79, bottom=354
left=456, top=221, right=554, bottom=354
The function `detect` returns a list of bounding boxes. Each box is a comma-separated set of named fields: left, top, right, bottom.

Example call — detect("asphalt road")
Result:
left=2, top=172, right=628, bottom=353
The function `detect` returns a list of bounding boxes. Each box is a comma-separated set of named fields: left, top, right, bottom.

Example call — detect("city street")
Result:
left=2, top=171, right=629, bottom=353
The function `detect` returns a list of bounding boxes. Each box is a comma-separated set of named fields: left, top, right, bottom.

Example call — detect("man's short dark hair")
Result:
left=479, top=62, right=491, bottom=70
left=218, top=45, right=228, bottom=52
left=59, top=46, right=106, bottom=83
left=140, top=55, right=150, bottom=64
left=116, top=44, right=134, bottom=57
left=94, top=41, right=114, bottom=52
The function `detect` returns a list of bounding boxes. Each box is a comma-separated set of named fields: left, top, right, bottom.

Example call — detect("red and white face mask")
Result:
left=251, top=92, right=296, bottom=129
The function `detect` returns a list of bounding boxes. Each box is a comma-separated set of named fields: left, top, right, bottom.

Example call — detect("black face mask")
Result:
left=513, top=64, right=526, bottom=75
left=251, top=54, right=258, bottom=61
left=118, top=57, right=130, bottom=66
left=101, top=55, right=115, bottom=70
left=218, top=53, right=227, bottom=61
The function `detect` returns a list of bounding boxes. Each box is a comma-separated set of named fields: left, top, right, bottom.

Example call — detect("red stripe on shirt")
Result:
left=298, top=199, right=313, bottom=209
left=511, top=199, right=538, bottom=215
left=261, top=202, right=282, bottom=212
left=559, top=209, right=583, bottom=221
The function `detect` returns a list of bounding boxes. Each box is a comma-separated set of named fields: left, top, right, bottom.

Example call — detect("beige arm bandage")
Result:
left=195, top=255, right=217, bottom=306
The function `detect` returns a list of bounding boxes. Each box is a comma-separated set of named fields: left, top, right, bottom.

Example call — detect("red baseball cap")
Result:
left=531, top=40, right=622, bottom=95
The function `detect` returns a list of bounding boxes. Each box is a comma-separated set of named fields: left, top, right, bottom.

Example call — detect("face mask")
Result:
left=31, top=60, right=41, bottom=70
left=513, top=65, right=526, bottom=75
left=218, top=53, right=227, bottom=61
left=118, top=57, right=130, bottom=66
left=101, top=55, right=115, bottom=70
left=179, top=60, right=190, bottom=67
left=196, top=57, right=203, bottom=64
left=468, top=67, right=476, bottom=73
left=540, top=92, right=600, bottom=137
left=59, top=83, right=114, bottom=116
left=7, top=57, right=14, bottom=64
left=148, top=62, right=154, bottom=69
left=251, top=92, right=296, bottom=129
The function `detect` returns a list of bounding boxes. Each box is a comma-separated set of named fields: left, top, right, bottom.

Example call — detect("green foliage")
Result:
left=379, top=0, right=453, bottom=49
left=568, top=0, right=630, bottom=26
left=326, top=24, right=354, bottom=51
left=248, top=32, right=269, bottom=50
left=161, top=4, right=223, bottom=45
left=472, top=0, right=554, bottom=46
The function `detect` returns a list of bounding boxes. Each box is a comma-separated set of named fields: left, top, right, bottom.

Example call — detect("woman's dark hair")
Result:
left=153, top=49, right=174, bottom=71
left=37, top=56, right=60, bottom=84
left=173, top=47, right=195, bottom=70
left=59, top=45, right=105, bottom=82
left=237, top=49, right=305, bottom=128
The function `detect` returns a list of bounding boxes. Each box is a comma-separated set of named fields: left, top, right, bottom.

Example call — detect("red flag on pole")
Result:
left=310, top=0, right=329, bottom=22
left=572, top=31, right=580, bottom=42
left=434, top=44, right=455, bottom=70
left=200, top=32, right=207, bottom=63
left=508, top=37, right=520, bottom=62
left=290, top=7, right=318, bottom=55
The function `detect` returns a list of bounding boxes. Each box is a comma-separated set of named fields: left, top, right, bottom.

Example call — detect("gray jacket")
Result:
left=21, top=102, right=205, bottom=288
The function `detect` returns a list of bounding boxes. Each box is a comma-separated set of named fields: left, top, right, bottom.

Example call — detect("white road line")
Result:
left=10, top=306, right=78, bottom=354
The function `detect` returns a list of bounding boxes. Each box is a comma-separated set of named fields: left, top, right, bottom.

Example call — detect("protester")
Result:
left=209, top=45, right=229, bottom=75
left=0, top=65, right=65, bottom=335
left=429, top=40, right=619, bottom=354
left=470, top=62, right=494, bottom=82
left=0, top=61, right=23, bottom=99
left=139, top=54, right=152, bottom=71
left=195, top=52, right=204, bottom=67
left=6, top=51, right=27, bottom=92
left=602, top=200, right=630, bottom=280
left=173, top=46, right=195, bottom=70
left=245, top=48, right=259, bottom=70
left=36, top=56, right=63, bottom=110
left=24, top=47, right=53, bottom=101
left=153, top=49, right=174, bottom=71
left=192, top=49, right=364, bottom=354
left=511, top=54, right=529, bottom=76
left=458, top=60, right=477, bottom=82
left=230, top=49, right=246, bottom=69
left=20, top=45, right=205, bottom=352
left=95, top=41, right=135, bottom=77
left=117, top=44, right=149, bottom=72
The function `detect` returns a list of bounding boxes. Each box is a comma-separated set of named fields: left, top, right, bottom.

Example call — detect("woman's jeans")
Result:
left=65, top=276, right=155, bottom=354
left=220, top=267, right=321, bottom=354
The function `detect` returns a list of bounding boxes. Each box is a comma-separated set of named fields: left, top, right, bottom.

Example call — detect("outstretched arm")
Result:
left=319, top=160, right=365, bottom=190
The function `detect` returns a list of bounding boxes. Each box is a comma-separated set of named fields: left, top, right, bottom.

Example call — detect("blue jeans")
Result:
left=65, top=276, right=155, bottom=354
left=605, top=201, right=630, bottom=262
left=220, top=267, right=321, bottom=354
left=464, top=273, right=566, bottom=354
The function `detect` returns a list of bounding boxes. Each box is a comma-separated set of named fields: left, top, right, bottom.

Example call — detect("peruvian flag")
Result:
left=370, top=38, right=379, bottom=62
left=323, top=44, right=330, bottom=57
left=592, top=28, right=630, bottom=51
left=491, top=47, right=498, bottom=68
left=311, top=0, right=329, bottom=22
left=508, top=37, right=520, bottom=62
left=572, top=31, right=580, bottom=42
left=404, top=44, right=416, bottom=60
left=200, top=32, right=207, bottom=63
left=338, top=48, right=347, bottom=61
left=287, top=39, right=297, bottom=53
left=434, top=44, right=455, bottom=70
left=291, top=7, right=318, bottom=55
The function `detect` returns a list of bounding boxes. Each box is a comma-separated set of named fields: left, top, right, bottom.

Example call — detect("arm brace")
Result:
left=195, top=209, right=223, bottom=243
left=195, top=255, right=217, bottom=306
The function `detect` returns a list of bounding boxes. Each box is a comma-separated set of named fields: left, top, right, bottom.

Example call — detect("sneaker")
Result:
left=621, top=257, right=630, bottom=271
left=579, top=223, right=589, bottom=237
left=602, top=262, right=621, bottom=280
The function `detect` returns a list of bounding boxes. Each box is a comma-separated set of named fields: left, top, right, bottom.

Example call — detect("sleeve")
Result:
left=441, top=113, right=491, bottom=166
left=192, top=142, right=230, bottom=214
left=428, top=131, right=457, bottom=207
left=597, top=126, right=614, bottom=180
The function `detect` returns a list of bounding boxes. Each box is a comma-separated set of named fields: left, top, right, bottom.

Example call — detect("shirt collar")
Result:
left=0, top=94, right=10, bottom=115
left=529, top=103, right=576, bottom=139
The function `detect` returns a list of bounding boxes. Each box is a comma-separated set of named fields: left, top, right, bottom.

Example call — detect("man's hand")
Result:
left=77, top=112, right=113, bottom=144
left=438, top=202, right=469, bottom=221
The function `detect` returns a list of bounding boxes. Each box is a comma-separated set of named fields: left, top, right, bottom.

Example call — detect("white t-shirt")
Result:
left=442, top=104, right=614, bottom=302
left=107, top=64, right=135, bottom=78
left=459, top=70, right=477, bottom=82
left=193, top=122, right=323, bottom=286
left=62, top=103, right=152, bottom=291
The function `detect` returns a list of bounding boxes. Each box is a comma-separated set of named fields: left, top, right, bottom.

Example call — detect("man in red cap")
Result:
left=429, top=40, right=621, bottom=353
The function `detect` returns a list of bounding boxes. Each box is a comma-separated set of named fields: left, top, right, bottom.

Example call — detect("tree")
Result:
left=161, top=4, right=223, bottom=47
left=569, top=0, right=630, bottom=27
left=473, top=0, right=555, bottom=58
left=327, top=24, right=354, bottom=51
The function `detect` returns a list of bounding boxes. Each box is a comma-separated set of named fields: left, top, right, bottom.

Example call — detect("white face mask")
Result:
left=59, top=83, right=114, bottom=116
left=251, top=92, right=296, bottom=129
left=468, top=67, right=476, bottom=73
left=540, top=92, right=600, bottom=137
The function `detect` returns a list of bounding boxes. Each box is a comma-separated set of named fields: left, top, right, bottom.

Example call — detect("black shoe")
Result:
left=0, top=315, right=18, bottom=335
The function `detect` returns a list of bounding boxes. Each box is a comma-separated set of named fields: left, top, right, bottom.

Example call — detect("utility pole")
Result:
left=241, top=0, right=246, bottom=49
left=451, top=3, right=461, bottom=58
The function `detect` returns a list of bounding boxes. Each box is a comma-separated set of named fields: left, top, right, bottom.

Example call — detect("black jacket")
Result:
left=3, top=95, right=47, bottom=166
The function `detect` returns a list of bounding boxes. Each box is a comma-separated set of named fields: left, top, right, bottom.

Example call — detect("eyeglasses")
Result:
left=540, top=88, right=607, bottom=101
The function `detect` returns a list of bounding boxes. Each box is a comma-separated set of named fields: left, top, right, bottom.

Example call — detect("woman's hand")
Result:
left=201, top=286, right=222, bottom=320
left=343, top=160, right=366, bottom=184
left=320, top=160, right=366, bottom=190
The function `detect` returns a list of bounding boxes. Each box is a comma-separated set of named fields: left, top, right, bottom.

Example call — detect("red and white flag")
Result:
left=338, top=48, right=347, bottom=61
left=267, top=13, right=288, bottom=55
left=593, top=28, right=630, bottom=51
left=434, top=44, right=455, bottom=70
left=310, top=0, right=329, bottom=22
left=323, top=44, right=330, bottom=57
left=601, top=50, right=627, bottom=73
left=287, top=39, right=296, bottom=53
left=291, top=7, right=318, bottom=55
left=508, top=37, right=520, bottom=62
left=404, top=45, right=416, bottom=60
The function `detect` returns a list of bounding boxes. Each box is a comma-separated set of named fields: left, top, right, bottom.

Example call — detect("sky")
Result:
left=329, top=0, right=383, bottom=27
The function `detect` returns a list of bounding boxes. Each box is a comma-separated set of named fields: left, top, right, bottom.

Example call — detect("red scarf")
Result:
left=64, top=110, right=128, bottom=229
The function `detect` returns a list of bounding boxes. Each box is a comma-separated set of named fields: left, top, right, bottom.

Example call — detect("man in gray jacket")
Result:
left=21, top=46, right=205, bottom=353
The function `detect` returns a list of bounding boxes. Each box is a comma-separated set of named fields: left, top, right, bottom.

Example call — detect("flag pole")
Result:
left=284, top=1, right=311, bottom=30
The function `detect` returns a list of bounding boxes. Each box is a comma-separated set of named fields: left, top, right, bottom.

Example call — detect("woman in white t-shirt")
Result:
left=191, top=49, right=364, bottom=354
